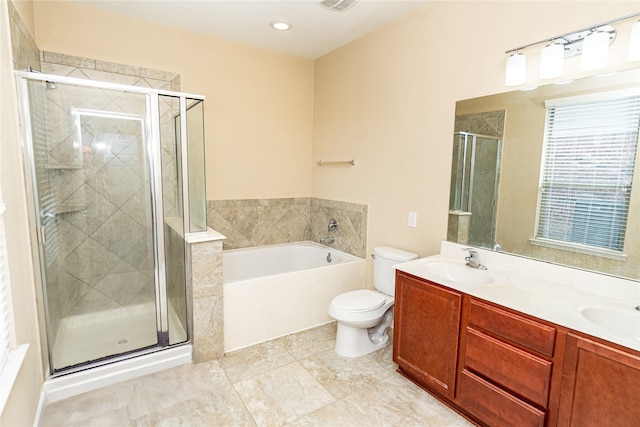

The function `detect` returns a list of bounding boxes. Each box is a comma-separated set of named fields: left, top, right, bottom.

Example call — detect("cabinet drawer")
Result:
left=465, top=328, right=552, bottom=408
left=469, top=299, right=556, bottom=357
left=460, top=370, right=546, bottom=427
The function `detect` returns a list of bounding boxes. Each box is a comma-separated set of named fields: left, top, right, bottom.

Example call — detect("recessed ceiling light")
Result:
left=270, top=22, right=291, bottom=31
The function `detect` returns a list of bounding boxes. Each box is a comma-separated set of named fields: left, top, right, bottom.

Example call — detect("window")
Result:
left=0, top=198, right=28, bottom=414
left=0, top=202, right=10, bottom=374
left=535, top=90, right=640, bottom=255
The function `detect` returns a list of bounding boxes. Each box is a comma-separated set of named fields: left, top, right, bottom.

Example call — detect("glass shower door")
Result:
left=449, top=132, right=501, bottom=248
left=468, top=136, right=501, bottom=247
left=23, top=79, right=160, bottom=371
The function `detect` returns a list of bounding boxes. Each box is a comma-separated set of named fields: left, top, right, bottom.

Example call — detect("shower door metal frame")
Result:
left=452, top=131, right=502, bottom=246
left=14, top=71, right=204, bottom=376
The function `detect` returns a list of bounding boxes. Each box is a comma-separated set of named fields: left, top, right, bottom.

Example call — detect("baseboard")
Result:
left=32, top=389, right=47, bottom=427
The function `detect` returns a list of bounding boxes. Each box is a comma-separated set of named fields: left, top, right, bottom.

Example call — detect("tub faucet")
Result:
left=462, top=247, right=487, bottom=270
left=320, top=236, right=335, bottom=244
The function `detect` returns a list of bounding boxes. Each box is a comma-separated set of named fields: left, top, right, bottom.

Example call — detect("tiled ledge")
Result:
left=186, top=227, right=226, bottom=244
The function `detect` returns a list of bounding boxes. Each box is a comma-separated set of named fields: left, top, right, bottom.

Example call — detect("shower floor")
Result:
left=51, top=302, right=186, bottom=371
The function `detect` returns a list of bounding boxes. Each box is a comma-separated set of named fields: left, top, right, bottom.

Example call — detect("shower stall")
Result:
left=449, top=131, right=502, bottom=248
left=15, top=71, right=206, bottom=375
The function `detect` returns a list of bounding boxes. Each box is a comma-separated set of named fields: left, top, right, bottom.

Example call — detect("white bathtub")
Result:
left=223, top=241, right=366, bottom=352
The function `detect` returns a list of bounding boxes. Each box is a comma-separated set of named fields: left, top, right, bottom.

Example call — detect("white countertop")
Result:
left=395, top=241, right=640, bottom=352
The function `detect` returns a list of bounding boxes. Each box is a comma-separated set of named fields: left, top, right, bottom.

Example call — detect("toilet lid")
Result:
left=331, top=290, right=386, bottom=312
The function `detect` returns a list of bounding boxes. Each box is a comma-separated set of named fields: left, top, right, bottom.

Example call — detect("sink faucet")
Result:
left=462, top=247, right=487, bottom=270
left=320, top=236, right=335, bottom=244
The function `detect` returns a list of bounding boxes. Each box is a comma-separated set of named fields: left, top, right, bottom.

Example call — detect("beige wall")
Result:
left=313, top=1, right=640, bottom=285
left=32, top=0, right=314, bottom=201
left=1, top=1, right=43, bottom=425
left=9, top=0, right=34, bottom=35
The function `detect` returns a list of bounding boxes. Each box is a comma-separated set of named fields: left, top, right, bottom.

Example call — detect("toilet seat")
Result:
left=330, top=290, right=385, bottom=312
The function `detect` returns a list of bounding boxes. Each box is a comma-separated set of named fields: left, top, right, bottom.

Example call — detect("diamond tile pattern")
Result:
left=25, top=51, right=183, bottom=369
left=207, top=197, right=368, bottom=258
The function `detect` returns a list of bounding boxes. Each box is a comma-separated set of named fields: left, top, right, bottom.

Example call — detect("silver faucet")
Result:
left=320, top=236, right=335, bottom=244
left=462, top=247, right=487, bottom=270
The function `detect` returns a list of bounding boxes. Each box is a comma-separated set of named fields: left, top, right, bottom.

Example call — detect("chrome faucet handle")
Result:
left=461, top=247, right=478, bottom=257
left=461, top=247, right=487, bottom=270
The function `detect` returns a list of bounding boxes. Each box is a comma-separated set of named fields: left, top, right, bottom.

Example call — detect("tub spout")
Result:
left=320, top=236, right=335, bottom=244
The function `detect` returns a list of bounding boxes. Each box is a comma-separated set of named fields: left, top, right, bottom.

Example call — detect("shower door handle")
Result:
left=36, top=226, right=46, bottom=245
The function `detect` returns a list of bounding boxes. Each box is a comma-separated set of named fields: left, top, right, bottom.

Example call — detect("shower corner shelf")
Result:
left=45, top=164, right=83, bottom=170
left=52, top=205, right=87, bottom=215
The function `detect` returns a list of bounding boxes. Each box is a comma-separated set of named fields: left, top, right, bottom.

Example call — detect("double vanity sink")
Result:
left=398, top=252, right=640, bottom=350
left=392, top=242, right=640, bottom=426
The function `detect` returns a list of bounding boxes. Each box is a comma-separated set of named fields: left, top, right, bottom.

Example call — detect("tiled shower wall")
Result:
left=41, top=51, right=181, bottom=92
left=454, top=110, right=505, bottom=138
left=18, top=47, right=183, bottom=338
left=206, top=198, right=368, bottom=258
left=9, top=0, right=39, bottom=71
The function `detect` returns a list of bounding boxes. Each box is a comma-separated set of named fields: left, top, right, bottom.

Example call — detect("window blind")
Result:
left=0, top=202, right=10, bottom=372
left=537, top=93, right=640, bottom=252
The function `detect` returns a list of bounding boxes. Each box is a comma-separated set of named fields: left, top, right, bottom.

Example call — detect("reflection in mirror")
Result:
left=448, top=132, right=502, bottom=248
left=449, top=68, right=640, bottom=281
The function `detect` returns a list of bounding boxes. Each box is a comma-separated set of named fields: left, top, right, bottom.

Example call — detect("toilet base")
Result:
left=334, top=322, right=389, bottom=358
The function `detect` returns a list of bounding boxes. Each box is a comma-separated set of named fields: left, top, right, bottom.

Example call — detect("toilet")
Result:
left=328, top=246, right=418, bottom=357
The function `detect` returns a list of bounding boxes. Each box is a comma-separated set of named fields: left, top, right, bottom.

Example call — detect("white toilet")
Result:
left=328, top=246, right=418, bottom=357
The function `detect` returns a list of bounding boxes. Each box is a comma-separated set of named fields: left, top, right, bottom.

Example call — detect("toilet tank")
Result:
left=373, top=246, right=419, bottom=296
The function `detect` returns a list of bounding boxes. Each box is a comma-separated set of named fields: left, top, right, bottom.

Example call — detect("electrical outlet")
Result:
left=408, top=211, right=417, bottom=228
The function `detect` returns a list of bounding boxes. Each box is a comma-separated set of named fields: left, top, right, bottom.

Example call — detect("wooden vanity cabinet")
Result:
left=557, top=333, right=640, bottom=427
left=393, top=270, right=640, bottom=427
left=458, top=300, right=558, bottom=427
left=393, top=271, right=462, bottom=399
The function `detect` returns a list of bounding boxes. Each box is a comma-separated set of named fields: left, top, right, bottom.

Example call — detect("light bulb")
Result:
left=270, top=22, right=291, bottom=31
left=505, top=52, right=526, bottom=86
left=581, top=29, right=609, bottom=71
left=540, top=43, right=564, bottom=79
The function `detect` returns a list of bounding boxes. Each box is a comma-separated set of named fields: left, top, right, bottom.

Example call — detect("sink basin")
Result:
left=420, top=259, right=497, bottom=286
left=567, top=298, right=640, bottom=341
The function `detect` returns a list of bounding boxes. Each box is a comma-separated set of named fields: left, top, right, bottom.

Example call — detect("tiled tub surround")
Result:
left=310, top=198, right=367, bottom=258
left=40, top=323, right=473, bottom=427
left=206, top=197, right=368, bottom=258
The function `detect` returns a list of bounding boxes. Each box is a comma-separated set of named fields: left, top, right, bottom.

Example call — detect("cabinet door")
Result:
left=393, top=272, right=462, bottom=399
left=558, top=333, right=640, bottom=426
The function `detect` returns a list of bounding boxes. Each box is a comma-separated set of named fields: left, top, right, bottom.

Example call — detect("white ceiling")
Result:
left=79, top=0, right=430, bottom=59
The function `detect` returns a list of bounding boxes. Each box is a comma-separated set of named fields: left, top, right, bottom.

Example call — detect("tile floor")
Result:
left=40, top=323, right=475, bottom=426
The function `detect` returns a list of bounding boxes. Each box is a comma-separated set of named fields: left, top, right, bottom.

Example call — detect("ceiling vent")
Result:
left=318, top=0, right=359, bottom=12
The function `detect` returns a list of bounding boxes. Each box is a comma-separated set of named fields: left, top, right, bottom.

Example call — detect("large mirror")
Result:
left=449, top=67, right=640, bottom=281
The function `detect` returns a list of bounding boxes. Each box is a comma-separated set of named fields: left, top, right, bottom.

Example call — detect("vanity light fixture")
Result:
left=270, top=21, right=291, bottom=31
left=505, top=12, right=640, bottom=86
